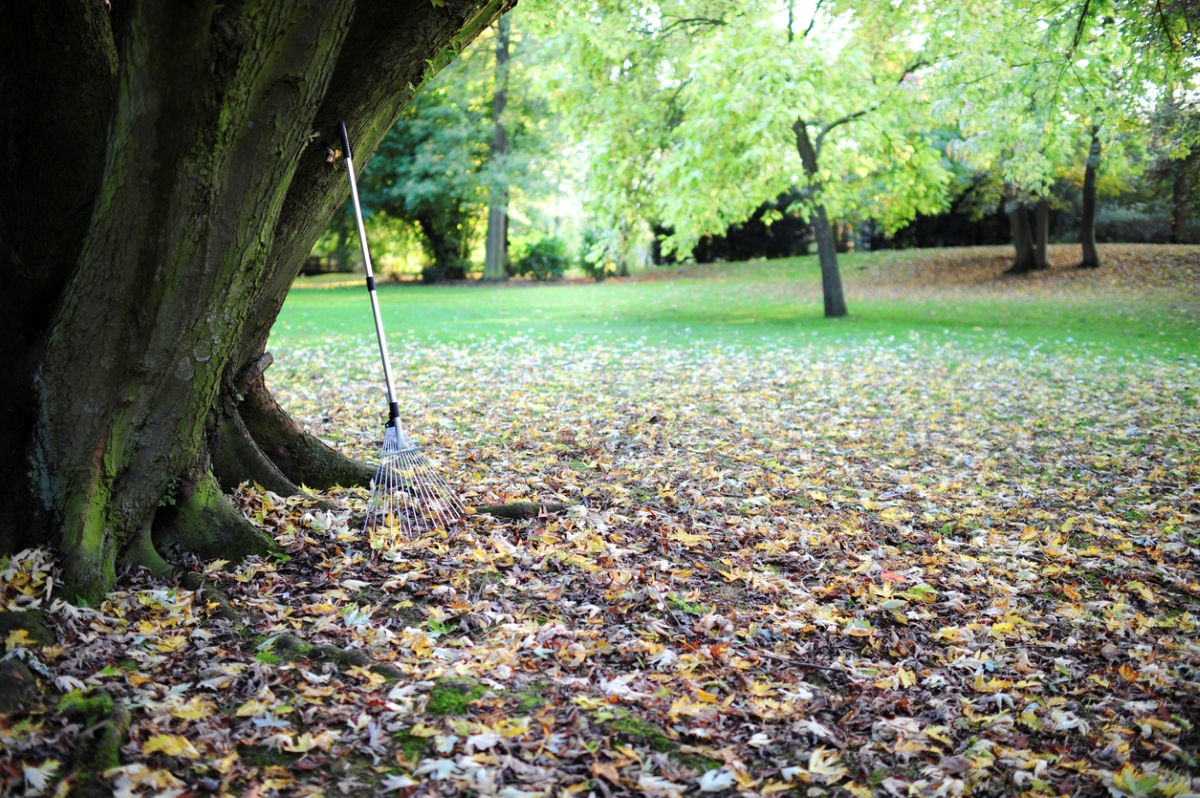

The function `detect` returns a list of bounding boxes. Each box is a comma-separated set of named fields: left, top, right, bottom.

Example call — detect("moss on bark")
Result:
left=239, top=371, right=374, bottom=489
left=153, top=468, right=273, bottom=562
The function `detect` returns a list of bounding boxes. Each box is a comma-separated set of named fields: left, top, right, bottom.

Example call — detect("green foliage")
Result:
left=507, top=236, right=569, bottom=280
left=579, top=229, right=619, bottom=281
left=333, top=10, right=569, bottom=281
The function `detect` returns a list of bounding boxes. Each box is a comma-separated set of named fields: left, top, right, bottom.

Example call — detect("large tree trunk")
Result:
left=0, top=0, right=512, bottom=602
left=1080, top=129, right=1101, bottom=268
left=417, top=209, right=470, bottom=281
left=483, top=13, right=511, bottom=281
left=793, top=120, right=848, bottom=318
left=1006, top=203, right=1038, bottom=274
left=1034, top=198, right=1050, bottom=270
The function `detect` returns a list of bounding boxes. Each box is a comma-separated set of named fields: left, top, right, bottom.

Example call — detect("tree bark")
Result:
left=1080, top=129, right=1101, bottom=268
left=483, top=13, right=511, bottom=281
left=0, top=0, right=512, bottom=601
left=333, top=209, right=353, bottom=273
left=793, top=119, right=848, bottom=318
left=1170, top=153, right=1195, bottom=244
left=417, top=209, right=470, bottom=281
left=1006, top=204, right=1038, bottom=274
left=1035, top=198, right=1050, bottom=270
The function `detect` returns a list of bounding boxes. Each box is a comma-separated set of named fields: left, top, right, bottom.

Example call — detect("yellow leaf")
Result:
left=152, top=635, right=187, bottom=654
left=845, top=782, right=874, bottom=798
left=925, top=726, right=952, bottom=744
left=5, top=629, right=32, bottom=650
left=694, top=689, right=718, bottom=704
left=142, top=734, right=200, bottom=758
left=171, top=697, right=214, bottom=720
left=235, top=698, right=271, bottom=717
left=989, top=622, right=1015, bottom=639
left=808, top=747, right=848, bottom=782
left=284, top=730, right=339, bottom=753
left=409, top=722, right=440, bottom=737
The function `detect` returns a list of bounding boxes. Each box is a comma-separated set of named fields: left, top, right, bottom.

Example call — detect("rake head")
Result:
left=362, top=425, right=465, bottom=546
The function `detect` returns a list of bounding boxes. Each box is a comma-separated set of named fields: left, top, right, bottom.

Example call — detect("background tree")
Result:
left=484, top=12, right=513, bottom=281
left=345, top=10, right=558, bottom=282
left=0, top=0, right=511, bottom=601
left=651, top=0, right=954, bottom=316
left=941, top=0, right=1196, bottom=271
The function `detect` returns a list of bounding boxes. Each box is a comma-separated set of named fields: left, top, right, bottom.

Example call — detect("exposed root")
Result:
left=180, top=571, right=242, bottom=623
left=121, top=520, right=173, bottom=578
left=472, top=501, right=568, bottom=519
left=59, top=690, right=131, bottom=798
left=238, top=357, right=374, bottom=489
left=209, top=401, right=304, bottom=498
left=152, top=467, right=273, bottom=562
left=0, top=659, right=37, bottom=712
left=273, top=633, right=403, bottom=680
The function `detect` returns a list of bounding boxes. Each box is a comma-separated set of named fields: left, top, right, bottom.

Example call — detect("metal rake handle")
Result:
left=340, top=121, right=401, bottom=429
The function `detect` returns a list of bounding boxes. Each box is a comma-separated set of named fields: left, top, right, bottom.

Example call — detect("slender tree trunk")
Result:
left=1034, top=198, right=1050, bottom=270
left=483, top=13, right=511, bottom=281
left=793, top=119, right=848, bottom=317
left=0, top=0, right=513, bottom=601
left=1006, top=204, right=1038, bottom=274
left=1080, top=129, right=1101, bottom=268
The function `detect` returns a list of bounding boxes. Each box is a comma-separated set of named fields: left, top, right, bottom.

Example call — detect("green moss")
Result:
left=57, top=689, right=115, bottom=725
left=426, top=678, right=486, bottom=716
left=238, top=745, right=301, bottom=769
left=392, top=729, right=432, bottom=760
left=510, top=678, right=551, bottom=713
left=611, top=716, right=673, bottom=753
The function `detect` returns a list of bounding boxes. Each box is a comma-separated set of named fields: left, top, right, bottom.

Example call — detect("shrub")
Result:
left=507, top=237, right=568, bottom=281
left=579, top=229, right=618, bottom=281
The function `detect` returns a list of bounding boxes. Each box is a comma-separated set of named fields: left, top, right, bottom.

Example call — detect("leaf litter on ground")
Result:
left=2, top=245, right=1199, bottom=797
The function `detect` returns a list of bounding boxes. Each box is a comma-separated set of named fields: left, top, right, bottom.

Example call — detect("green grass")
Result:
left=272, top=249, right=1199, bottom=359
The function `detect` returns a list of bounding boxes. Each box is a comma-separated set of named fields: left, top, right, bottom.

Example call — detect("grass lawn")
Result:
left=276, top=243, right=1200, bottom=360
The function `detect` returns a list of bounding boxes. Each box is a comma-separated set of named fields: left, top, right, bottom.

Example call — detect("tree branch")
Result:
left=660, top=16, right=728, bottom=37
left=815, top=107, right=875, bottom=158
left=801, top=0, right=825, bottom=40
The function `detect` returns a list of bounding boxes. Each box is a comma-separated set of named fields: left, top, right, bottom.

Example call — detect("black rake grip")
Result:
left=339, top=121, right=353, bottom=161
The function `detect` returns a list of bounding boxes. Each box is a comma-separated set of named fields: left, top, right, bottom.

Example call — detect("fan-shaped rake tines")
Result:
left=363, top=425, right=465, bottom=546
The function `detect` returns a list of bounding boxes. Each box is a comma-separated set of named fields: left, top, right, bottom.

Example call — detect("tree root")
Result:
left=473, top=501, right=568, bottom=519
left=0, top=658, right=37, bottom=712
left=152, top=466, right=274, bottom=562
left=180, top=571, right=242, bottom=623
left=121, top=520, right=173, bottom=578
left=0, top=612, right=53, bottom=715
left=209, top=400, right=304, bottom=498
left=237, top=358, right=374, bottom=490
left=60, top=689, right=131, bottom=798
left=273, top=633, right=403, bottom=680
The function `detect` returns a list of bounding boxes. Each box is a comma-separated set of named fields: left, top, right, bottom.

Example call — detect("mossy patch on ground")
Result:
left=57, top=689, right=115, bottom=725
left=426, top=678, right=487, bottom=716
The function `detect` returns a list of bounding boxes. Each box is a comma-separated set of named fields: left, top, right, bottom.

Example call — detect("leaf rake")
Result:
left=340, top=122, right=465, bottom=545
